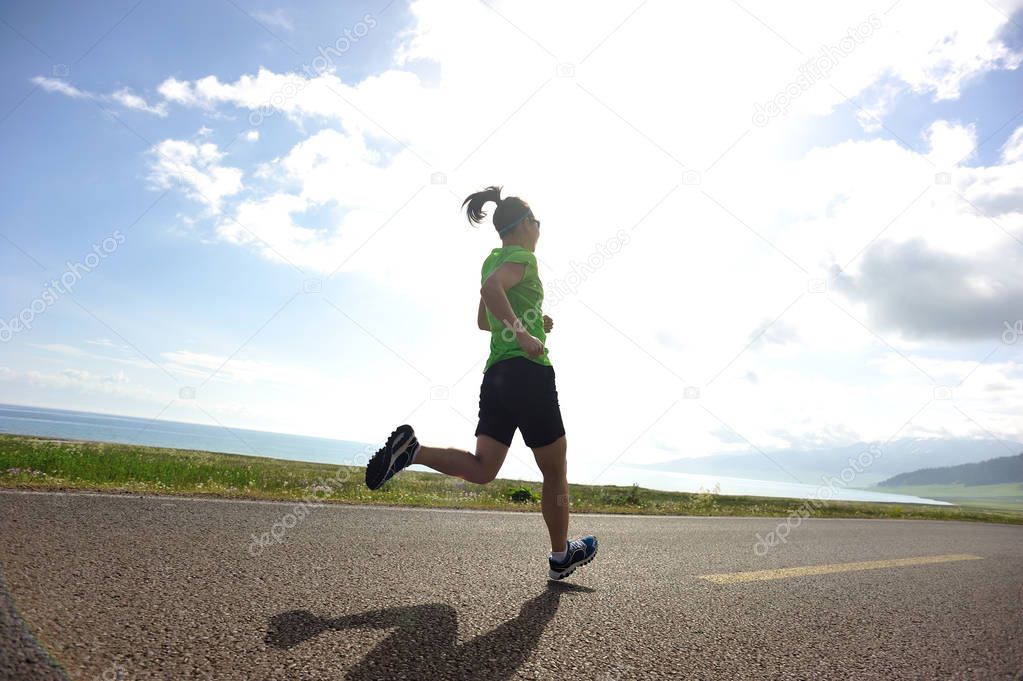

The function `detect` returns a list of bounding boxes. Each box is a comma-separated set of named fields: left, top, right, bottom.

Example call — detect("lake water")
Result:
left=0, top=403, right=372, bottom=465
left=0, top=403, right=948, bottom=505
left=608, top=465, right=950, bottom=506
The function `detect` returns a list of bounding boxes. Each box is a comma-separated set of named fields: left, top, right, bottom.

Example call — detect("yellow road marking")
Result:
left=699, top=553, right=983, bottom=584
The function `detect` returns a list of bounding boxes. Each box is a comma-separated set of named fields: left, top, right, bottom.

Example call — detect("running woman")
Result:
left=365, top=185, right=597, bottom=580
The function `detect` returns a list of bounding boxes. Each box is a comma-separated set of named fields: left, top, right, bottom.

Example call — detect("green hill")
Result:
left=878, top=453, right=1023, bottom=487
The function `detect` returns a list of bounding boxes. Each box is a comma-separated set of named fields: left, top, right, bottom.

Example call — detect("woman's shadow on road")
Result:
left=266, top=581, right=594, bottom=680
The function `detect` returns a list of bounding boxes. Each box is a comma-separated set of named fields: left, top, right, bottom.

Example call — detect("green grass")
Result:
left=2, top=434, right=1022, bottom=524
left=875, top=483, right=1023, bottom=512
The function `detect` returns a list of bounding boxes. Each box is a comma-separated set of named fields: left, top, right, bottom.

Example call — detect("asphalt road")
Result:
left=1, top=490, right=1021, bottom=681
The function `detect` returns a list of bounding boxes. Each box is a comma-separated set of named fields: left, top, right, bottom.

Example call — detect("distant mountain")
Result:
left=636, top=438, right=1023, bottom=487
left=878, top=453, right=1023, bottom=487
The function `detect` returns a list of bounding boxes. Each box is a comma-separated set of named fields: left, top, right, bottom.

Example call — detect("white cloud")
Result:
left=253, top=8, right=294, bottom=32
left=244, top=129, right=259, bottom=141
left=833, top=238, right=1023, bottom=341
left=85, top=338, right=132, bottom=351
left=31, top=76, right=89, bottom=99
left=157, top=77, right=197, bottom=105
left=61, top=368, right=130, bottom=385
left=148, top=139, right=243, bottom=213
left=0, top=365, right=152, bottom=400
left=107, top=0, right=1023, bottom=457
left=925, top=120, right=977, bottom=168
left=854, top=81, right=903, bottom=133
left=29, top=343, right=86, bottom=356
left=1002, top=125, right=1023, bottom=163
left=207, top=127, right=444, bottom=276
left=32, top=76, right=167, bottom=116
left=161, top=350, right=322, bottom=386
left=155, top=67, right=395, bottom=130
left=30, top=341, right=165, bottom=371
left=110, top=87, right=168, bottom=116
left=215, top=192, right=323, bottom=266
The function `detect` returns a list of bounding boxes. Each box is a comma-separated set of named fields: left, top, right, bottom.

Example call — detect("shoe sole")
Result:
left=548, top=538, right=598, bottom=580
left=366, top=424, right=416, bottom=490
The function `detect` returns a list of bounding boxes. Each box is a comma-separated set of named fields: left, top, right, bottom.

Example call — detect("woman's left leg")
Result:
left=414, top=434, right=510, bottom=484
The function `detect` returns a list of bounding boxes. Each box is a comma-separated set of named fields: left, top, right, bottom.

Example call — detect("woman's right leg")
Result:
left=414, top=434, right=509, bottom=485
left=531, top=435, right=569, bottom=553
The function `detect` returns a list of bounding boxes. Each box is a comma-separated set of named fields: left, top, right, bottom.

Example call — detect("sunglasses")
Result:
left=521, top=210, right=540, bottom=230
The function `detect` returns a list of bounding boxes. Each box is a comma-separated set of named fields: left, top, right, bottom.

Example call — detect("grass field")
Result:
left=2, top=434, right=1022, bottom=524
left=875, top=483, right=1023, bottom=512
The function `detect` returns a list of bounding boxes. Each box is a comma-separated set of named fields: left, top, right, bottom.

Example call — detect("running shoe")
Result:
left=365, top=424, right=420, bottom=490
left=548, top=535, right=598, bottom=580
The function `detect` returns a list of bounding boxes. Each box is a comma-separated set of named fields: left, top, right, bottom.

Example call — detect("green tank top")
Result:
left=480, top=245, right=552, bottom=373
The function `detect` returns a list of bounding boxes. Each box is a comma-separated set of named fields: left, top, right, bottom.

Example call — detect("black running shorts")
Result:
left=474, top=356, right=566, bottom=448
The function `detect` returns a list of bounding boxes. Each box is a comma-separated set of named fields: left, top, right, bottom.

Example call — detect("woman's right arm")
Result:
left=480, top=263, right=544, bottom=357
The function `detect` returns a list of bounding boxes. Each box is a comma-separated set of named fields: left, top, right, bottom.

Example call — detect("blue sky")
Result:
left=1, top=1, right=431, bottom=424
left=1, top=0, right=1022, bottom=482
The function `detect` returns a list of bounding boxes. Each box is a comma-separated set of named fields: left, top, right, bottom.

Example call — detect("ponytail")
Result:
left=462, top=185, right=503, bottom=226
left=462, top=185, right=529, bottom=237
